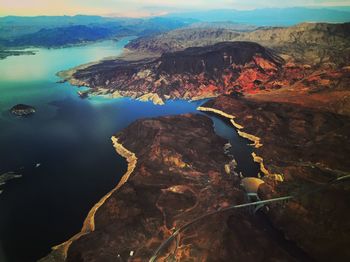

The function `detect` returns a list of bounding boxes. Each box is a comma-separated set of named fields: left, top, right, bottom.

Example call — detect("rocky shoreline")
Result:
left=40, top=137, right=137, bottom=262
left=57, top=60, right=168, bottom=105
left=57, top=41, right=286, bottom=105
left=197, top=106, right=281, bottom=180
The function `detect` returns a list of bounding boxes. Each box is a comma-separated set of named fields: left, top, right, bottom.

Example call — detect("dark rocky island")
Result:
left=10, top=104, right=36, bottom=116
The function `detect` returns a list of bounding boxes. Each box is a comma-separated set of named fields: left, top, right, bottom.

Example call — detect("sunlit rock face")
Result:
left=61, top=41, right=285, bottom=103
left=62, top=35, right=350, bottom=106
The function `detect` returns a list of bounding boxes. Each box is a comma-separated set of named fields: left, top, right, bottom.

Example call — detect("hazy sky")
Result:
left=1, top=0, right=350, bottom=17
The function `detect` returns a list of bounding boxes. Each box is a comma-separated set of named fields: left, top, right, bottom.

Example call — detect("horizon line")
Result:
left=1, top=6, right=350, bottom=19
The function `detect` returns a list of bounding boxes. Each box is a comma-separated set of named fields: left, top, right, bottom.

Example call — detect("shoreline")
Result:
left=58, top=67, right=222, bottom=105
left=1, top=38, right=126, bottom=61
left=197, top=106, right=283, bottom=181
left=40, top=136, right=137, bottom=261
left=57, top=55, right=225, bottom=106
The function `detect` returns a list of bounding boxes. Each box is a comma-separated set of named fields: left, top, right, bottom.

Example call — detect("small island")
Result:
left=0, top=49, right=36, bottom=60
left=10, top=104, right=36, bottom=116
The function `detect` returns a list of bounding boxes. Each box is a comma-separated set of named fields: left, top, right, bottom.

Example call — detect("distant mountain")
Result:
left=187, top=21, right=258, bottom=31
left=0, top=15, right=114, bottom=38
left=3, top=25, right=131, bottom=48
left=127, top=22, right=350, bottom=66
left=166, top=7, right=350, bottom=26
left=126, top=28, right=242, bottom=54
left=0, top=15, right=194, bottom=48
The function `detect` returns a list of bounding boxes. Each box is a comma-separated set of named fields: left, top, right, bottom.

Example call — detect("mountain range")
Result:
left=166, top=7, right=350, bottom=25
left=1, top=7, right=350, bottom=49
left=127, top=22, right=350, bottom=66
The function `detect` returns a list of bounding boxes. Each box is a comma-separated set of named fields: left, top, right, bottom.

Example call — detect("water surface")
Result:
left=0, top=38, right=258, bottom=262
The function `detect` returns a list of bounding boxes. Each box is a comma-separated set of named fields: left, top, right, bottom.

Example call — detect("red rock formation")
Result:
left=62, top=42, right=286, bottom=102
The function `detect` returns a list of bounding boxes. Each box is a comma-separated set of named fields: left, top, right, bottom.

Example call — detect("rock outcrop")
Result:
left=10, top=104, right=36, bottom=116
left=60, top=41, right=285, bottom=102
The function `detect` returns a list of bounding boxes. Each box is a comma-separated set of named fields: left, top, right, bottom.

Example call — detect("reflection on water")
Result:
left=0, top=40, right=130, bottom=82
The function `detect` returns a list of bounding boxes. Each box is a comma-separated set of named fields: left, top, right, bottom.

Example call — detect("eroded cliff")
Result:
left=60, top=41, right=285, bottom=103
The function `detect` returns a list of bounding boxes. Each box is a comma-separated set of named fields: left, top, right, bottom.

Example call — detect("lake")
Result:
left=0, top=38, right=258, bottom=262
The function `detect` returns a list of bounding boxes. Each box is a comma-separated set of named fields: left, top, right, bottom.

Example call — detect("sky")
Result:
left=1, top=0, right=350, bottom=17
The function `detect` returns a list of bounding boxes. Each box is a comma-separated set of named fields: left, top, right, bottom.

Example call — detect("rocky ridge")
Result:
left=126, top=22, right=350, bottom=66
left=60, top=41, right=285, bottom=104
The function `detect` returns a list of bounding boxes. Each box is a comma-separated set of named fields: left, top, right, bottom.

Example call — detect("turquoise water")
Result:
left=0, top=38, right=133, bottom=119
left=0, top=38, right=258, bottom=262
